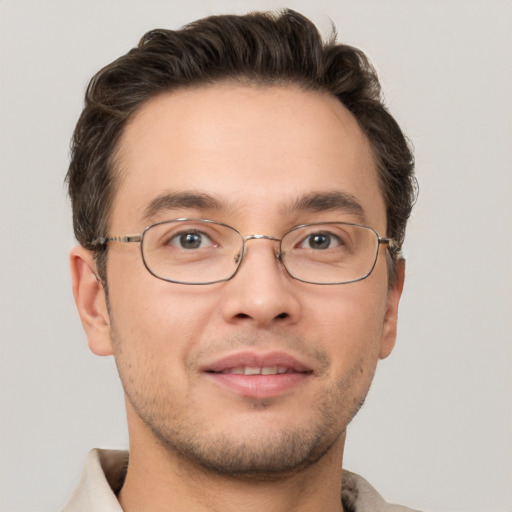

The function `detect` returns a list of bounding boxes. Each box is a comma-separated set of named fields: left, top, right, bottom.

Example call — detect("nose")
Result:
left=220, top=236, right=301, bottom=328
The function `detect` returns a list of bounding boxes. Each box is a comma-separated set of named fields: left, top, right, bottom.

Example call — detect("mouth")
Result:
left=201, top=351, right=313, bottom=399
left=213, top=366, right=297, bottom=375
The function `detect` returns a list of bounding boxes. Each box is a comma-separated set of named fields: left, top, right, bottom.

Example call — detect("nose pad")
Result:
left=221, top=235, right=300, bottom=326
left=234, top=234, right=283, bottom=271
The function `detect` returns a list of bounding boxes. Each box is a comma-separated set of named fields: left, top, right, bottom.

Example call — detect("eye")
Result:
left=300, top=232, right=343, bottom=250
left=169, top=230, right=213, bottom=250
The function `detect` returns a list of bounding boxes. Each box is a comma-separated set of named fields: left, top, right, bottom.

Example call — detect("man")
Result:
left=64, top=9, right=417, bottom=512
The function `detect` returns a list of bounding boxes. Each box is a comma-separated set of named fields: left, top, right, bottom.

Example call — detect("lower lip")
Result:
left=205, top=372, right=310, bottom=399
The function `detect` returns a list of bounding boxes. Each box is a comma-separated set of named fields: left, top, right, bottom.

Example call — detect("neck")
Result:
left=118, top=414, right=346, bottom=512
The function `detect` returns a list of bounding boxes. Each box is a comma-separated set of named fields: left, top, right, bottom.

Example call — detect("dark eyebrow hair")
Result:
left=143, top=192, right=224, bottom=222
left=286, top=191, right=365, bottom=220
left=142, top=190, right=365, bottom=224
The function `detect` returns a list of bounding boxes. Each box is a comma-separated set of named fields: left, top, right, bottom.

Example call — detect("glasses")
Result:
left=92, top=219, right=395, bottom=285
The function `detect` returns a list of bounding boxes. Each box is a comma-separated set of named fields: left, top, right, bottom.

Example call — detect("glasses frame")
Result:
left=92, top=218, right=396, bottom=285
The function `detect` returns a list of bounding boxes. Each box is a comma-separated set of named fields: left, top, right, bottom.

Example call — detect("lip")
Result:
left=201, top=350, right=313, bottom=399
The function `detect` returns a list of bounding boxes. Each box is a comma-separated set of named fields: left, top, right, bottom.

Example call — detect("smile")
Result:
left=202, top=351, right=313, bottom=399
left=212, top=366, right=296, bottom=375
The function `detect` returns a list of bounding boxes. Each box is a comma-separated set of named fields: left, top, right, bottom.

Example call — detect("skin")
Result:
left=71, top=84, right=405, bottom=512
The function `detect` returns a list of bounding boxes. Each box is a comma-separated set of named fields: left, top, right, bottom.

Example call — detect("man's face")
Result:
left=75, top=84, right=403, bottom=476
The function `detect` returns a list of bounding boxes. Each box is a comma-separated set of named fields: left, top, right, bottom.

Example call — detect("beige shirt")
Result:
left=62, top=449, right=420, bottom=512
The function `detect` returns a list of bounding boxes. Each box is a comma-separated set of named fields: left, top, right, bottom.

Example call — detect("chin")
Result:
left=153, top=421, right=341, bottom=480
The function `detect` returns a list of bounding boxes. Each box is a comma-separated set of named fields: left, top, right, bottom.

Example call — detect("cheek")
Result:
left=106, top=256, right=221, bottom=368
left=312, top=280, right=388, bottom=372
left=315, top=279, right=387, bottom=339
left=107, top=286, right=214, bottom=407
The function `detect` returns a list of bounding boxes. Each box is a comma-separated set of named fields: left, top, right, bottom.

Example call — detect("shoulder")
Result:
left=342, top=470, right=422, bottom=512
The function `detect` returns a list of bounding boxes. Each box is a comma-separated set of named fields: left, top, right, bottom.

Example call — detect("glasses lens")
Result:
left=141, top=220, right=243, bottom=284
left=281, top=223, right=380, bottom=284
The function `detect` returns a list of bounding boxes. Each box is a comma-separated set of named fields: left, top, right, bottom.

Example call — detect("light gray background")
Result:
left=0, top=1, right=511, bottom=511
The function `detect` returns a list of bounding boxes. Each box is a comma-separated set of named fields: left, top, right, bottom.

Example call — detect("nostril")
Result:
left=236, top=313, right=250, bottom=319
left=276, top=312, right=288, bottom=320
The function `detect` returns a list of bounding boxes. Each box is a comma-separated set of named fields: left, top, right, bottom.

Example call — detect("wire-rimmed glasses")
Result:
left=92, top=218, right=395, bottom=285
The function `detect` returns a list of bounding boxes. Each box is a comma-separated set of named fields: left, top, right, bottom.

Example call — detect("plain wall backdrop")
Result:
left=0, top=1, right=511, bottom=511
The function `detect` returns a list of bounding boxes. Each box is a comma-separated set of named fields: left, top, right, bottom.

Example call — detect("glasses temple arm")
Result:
left=91, top=235, right=142, bottom=247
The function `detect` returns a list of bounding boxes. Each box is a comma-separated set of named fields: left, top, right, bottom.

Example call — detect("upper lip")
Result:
left=201, top=351, right=313, bottom=374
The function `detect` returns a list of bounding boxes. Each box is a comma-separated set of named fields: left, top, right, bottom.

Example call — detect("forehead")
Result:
left=111, top=84, right=385, bottom=231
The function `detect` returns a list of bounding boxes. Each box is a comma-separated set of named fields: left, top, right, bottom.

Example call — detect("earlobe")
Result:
left=70, top=246, right=114, bottom=356
left=379, top=258, right=405, bottom=359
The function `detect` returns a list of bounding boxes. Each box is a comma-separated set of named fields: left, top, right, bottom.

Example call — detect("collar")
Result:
left=63, top=448, right=418, bottom=512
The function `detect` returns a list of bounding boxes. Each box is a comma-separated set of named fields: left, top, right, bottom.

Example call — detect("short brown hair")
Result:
left=67, top=9, right=415, bottom=281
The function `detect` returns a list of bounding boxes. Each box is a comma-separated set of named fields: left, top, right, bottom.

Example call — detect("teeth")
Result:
left=220, top=366, right=289, bottom=375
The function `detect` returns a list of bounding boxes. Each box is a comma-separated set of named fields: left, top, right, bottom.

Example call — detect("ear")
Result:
left=379, top=258, right=405, bottom=359
left=70, top=246, right=114, bottom=356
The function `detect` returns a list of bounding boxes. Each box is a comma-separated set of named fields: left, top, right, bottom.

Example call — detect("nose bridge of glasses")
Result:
left=239, top=234, right=283, bottom=263
left=243, top=234, right=281, bottom=243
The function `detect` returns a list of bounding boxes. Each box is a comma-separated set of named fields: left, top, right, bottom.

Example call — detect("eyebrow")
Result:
left=286, top=191, right=366, bottom=221
left=142, top=190, right=366, bottom=224
left=142, top=192, right=224, bottom=222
